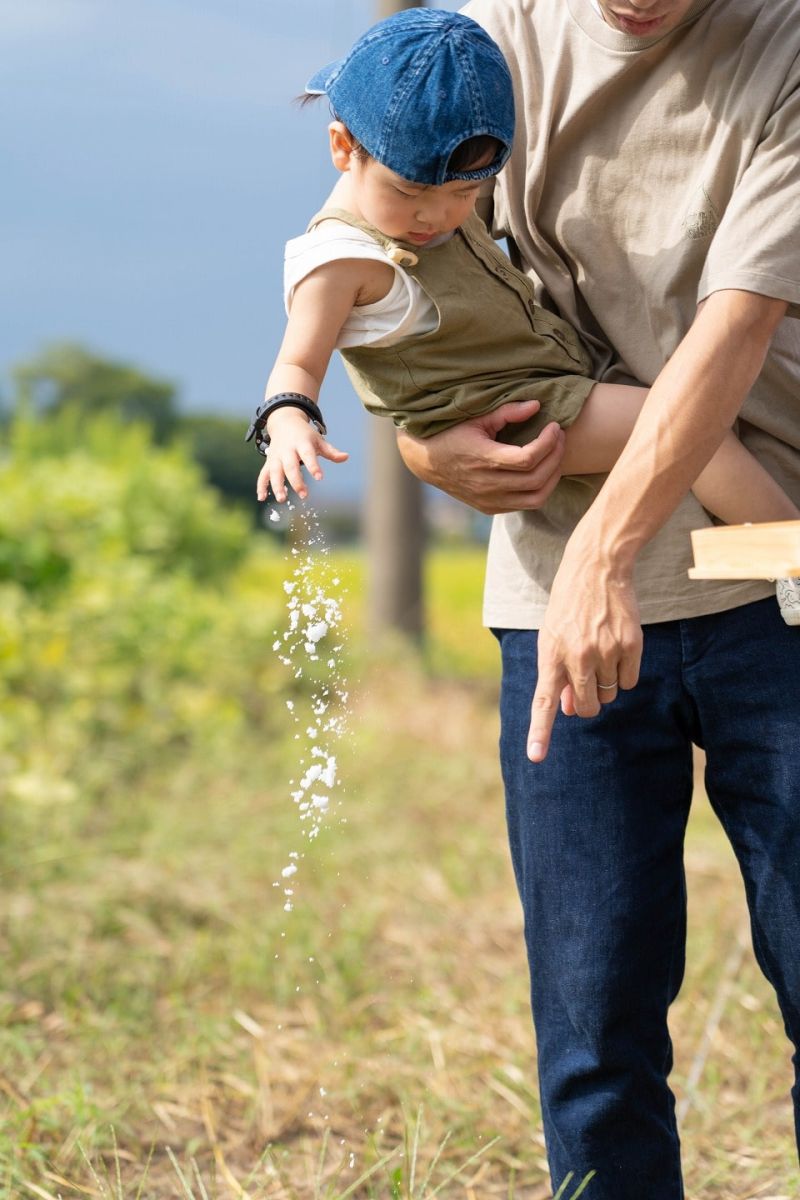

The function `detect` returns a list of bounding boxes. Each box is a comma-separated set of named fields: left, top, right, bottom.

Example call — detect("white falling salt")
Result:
left=269, top=502, right=350, bottom=911
left=269, top=510, right=281, bottom=523
left=299, top=764, right=323, bottom=789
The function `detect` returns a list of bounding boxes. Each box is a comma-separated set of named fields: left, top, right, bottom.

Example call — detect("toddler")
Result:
left=247, top=8, right=800, bottom=623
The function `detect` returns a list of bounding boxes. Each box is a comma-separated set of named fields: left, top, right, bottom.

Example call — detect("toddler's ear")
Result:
left=329, top=122, right=356, bottom=173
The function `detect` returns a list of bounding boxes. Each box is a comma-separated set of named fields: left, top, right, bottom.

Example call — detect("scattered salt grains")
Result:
left=265, top=506, right=352, bottom=1153
left=269, top=502, right=350, bottom=905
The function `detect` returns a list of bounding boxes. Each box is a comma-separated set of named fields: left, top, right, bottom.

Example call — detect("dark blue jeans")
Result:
left=495, top=598, right=800, bottom=1198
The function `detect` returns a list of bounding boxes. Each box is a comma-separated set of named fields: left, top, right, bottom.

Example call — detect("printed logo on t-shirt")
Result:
left=682, top=186, right=720, bottom=240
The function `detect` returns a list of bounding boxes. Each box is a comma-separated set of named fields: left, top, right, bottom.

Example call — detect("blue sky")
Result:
left=1, top=0, right=458, bottom=497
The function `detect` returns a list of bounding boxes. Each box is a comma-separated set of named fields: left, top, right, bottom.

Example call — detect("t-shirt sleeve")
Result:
left=699, top=57, right=800, bottom=319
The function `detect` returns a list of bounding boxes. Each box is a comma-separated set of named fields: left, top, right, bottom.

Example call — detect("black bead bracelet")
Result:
left=244, top=392, right=327, bottom=457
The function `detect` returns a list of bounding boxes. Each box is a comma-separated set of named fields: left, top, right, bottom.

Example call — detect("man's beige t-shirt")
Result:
left=463, top=0, right=800, bottom=628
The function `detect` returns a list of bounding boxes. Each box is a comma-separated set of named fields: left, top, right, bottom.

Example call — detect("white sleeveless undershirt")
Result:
left=283, top=220, right=441, bottom=349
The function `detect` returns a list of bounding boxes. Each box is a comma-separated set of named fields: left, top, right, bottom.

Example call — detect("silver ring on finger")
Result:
left=597, top=678, right=619, bottom=691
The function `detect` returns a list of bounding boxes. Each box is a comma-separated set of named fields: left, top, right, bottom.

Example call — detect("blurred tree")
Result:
left=179, top=413, right=260, bottom=515
left=377, top=0, right=424, bottom=12
left=12, top=342, right=179, bottom=443
left=366, top=0, right=427, bottom=644
left=0, top=411, right=250, bottom=593
left=8, top=344, right=264, bottom=520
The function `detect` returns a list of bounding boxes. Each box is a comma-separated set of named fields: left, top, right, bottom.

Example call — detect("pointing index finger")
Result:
left=527, top=659, right=564, bottom=762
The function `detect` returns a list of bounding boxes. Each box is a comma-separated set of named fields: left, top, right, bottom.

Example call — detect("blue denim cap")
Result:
left=306, top=9, right=515, bottom=186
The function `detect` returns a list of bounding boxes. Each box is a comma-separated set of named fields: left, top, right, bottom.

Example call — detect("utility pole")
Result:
left=377, top=0, right=423, bottom=13
left=365, top=0, right=426, bottom=642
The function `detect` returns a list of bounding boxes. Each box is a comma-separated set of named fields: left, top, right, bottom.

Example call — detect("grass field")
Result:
left=1, top=543, right=798, bottom=1199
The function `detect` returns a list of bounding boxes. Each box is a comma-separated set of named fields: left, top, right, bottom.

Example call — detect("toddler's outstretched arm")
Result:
left=257, top=259, right=376, bottom=502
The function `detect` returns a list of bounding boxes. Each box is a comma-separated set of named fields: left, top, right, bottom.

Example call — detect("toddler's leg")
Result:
left=559, top=383, right=650, bottom=475
left=691, top=433, right=800, bottom=524
left=561, top=383, right=800, bottom=524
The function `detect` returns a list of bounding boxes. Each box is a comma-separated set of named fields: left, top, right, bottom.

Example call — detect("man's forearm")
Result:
left=571, top=289, right=788, bottom=570
left=527, top=289, right=788, bottom=758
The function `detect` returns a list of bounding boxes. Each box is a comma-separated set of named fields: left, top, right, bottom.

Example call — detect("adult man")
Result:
left=398, top=0, right=800, bottom=1194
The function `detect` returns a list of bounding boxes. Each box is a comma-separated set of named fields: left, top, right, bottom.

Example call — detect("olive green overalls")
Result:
left=308, top=208, right=596, bottom=446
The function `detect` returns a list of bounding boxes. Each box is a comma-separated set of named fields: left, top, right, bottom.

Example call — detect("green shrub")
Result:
left=0, top=415, right=289, bottom=852
left=0, top=414, right=250, bottom=591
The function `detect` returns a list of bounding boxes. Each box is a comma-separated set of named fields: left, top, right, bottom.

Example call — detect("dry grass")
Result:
left=1, top=648, right=798, bottom=1198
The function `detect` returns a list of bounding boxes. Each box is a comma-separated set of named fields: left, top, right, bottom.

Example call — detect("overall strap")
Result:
left=306, top=208, right=421, bottom=268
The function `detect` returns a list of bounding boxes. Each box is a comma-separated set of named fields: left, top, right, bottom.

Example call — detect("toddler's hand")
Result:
left=256, top=409, right=348, bottom=503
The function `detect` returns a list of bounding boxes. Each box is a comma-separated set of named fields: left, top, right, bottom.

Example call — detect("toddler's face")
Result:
left=348, top=157, right=484, bottom=247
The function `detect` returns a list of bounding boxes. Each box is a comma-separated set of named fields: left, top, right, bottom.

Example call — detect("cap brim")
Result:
left=305, top=60, right=339, bottom=95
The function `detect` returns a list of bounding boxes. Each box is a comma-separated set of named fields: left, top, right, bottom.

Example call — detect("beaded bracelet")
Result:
left=244, top=392, right=327, bottom=457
